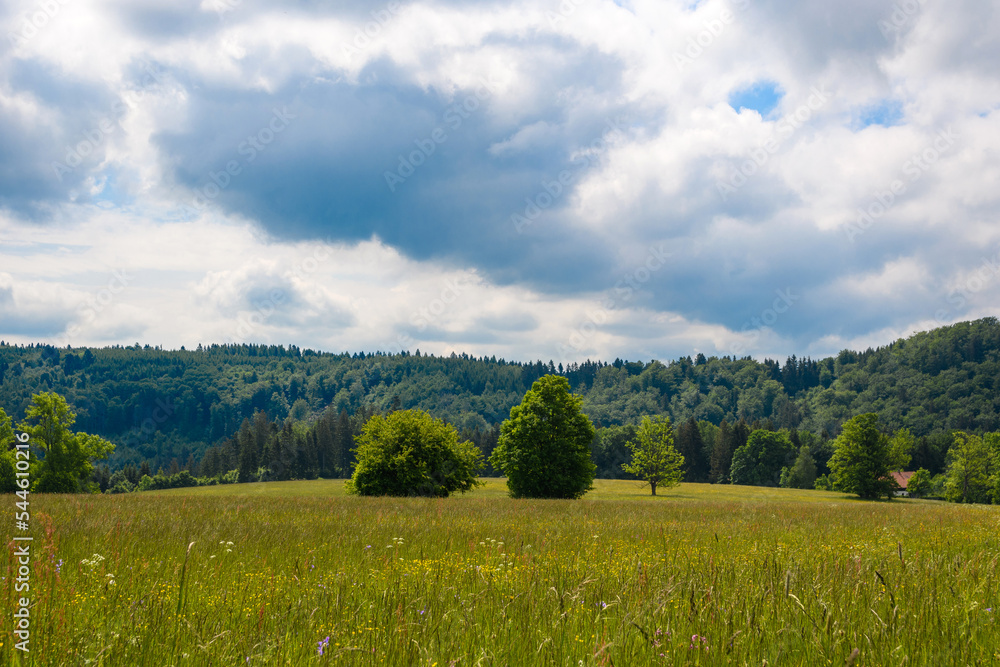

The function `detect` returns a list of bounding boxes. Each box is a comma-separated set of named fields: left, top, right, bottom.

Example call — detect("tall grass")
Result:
left=3, top=480, right=998, bottom=665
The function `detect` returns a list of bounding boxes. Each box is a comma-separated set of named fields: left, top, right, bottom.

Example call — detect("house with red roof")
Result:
left=891, top=471, right=915, bottom=497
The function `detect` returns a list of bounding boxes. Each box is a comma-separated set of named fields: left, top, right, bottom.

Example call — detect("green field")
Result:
left=4, top=480, right=999, bottom=666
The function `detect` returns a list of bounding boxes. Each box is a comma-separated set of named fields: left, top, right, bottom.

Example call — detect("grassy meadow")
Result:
left=3, top=480, right=999, bottom=666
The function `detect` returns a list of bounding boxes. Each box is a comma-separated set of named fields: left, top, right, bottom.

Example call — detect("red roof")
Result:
left=891, top=471, right=915, bottom=489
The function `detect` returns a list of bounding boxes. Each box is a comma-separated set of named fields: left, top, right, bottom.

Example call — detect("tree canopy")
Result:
left=3, top=318, right=1000, bottom=474
left=346, top=409, right=483, bottom=497
left=0, top=407, right=16, bottom=493
left=17, top=392, right=115, bottom=493
left=829, top=414, right=911, bottom=500
left=490, top=375, right=596, bottom=499
left=944, top=432, right=997, bottom=504
left=621, top=415, right=684, bottom=495
left=729, top=429, right=795, bottom=487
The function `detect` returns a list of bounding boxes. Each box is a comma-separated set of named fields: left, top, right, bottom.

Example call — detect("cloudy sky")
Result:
left=1, top=0, right=998, bottom=364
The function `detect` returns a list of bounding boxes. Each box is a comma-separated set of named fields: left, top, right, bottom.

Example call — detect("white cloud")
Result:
left=1, top=0, right=999, bottom=362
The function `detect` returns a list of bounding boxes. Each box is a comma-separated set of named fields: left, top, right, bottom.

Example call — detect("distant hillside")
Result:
left=1, top=317, right=998, bottom=471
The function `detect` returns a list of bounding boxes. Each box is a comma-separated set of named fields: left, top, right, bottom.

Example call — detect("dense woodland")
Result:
left=2, top=317, right=999, bottom=485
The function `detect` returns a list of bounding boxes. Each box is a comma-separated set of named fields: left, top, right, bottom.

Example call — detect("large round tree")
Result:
left=829, top=413, right=912, bottom=500
left=346, top=409, right=483, bottom=497
left=489, top=374, right=596, bottom=499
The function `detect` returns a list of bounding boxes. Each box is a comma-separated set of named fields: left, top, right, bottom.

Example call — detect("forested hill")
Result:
left=1, top=317, right=998, bottom=470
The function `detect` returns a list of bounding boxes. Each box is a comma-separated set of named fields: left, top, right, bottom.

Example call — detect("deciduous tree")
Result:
left=347, top=409, right=483, bottom=497
left=490, top=375, right=596, bottom=499
left=729, top=429, right=795, bottom=487
left=944, top=432, right=994, bottom=504
left=621, top=416, right=684, bottom=496
left=829, top=414, right=911, bottom=500
left=17, top=392, right=115, bottom=493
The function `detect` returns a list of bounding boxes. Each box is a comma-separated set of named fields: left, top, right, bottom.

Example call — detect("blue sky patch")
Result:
left=854, top=100, right=904, bottom=129
left=728, top=81, right=784, bottom=117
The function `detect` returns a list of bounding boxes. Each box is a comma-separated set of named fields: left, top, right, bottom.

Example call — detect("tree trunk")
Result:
left=650, top=480, right=657, bottom=496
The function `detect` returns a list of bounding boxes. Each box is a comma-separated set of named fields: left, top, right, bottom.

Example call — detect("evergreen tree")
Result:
left=675, top=417, right=708, bottom=482
left=709, top=419, right=733, bottom=484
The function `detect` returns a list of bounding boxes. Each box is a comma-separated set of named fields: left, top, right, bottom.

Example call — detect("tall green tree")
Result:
left=17, top=392, right=115, bottom=493
left=944, top=432, right=994, bottom=504
left=490, top=375, right=596, bottom=499
left=621, top=416, right=685, bottom=495
left=675, top=417, right=709, bottom=482
left=905, top=468, right=933, bottom=498
left=709, top=419, right=733, bottom=483
left=829, top=414, right=911, bottom=500
left=347, top=409, right=483, bottom=497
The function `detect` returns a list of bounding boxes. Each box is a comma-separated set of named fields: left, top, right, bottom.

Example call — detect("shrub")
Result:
left=347, top=409, right=483, bottom=497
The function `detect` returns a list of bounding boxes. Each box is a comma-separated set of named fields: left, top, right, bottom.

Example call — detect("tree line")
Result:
left=3, top=318, right=1000, bottom=498
left=3, top=383, right=998, bottom=506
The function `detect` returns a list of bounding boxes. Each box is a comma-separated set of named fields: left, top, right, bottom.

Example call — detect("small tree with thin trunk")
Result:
left=621, top=416, right=685, bottom=496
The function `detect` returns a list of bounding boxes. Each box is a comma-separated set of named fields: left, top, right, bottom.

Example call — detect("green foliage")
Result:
left=729, top=430, right=795, bottom=487
left=906, top=468, right=933, bottom=498
left=4, top=318, right=1000, bottom=475
left=590, top=424, right=638, bottom=479
left=346, top=409, right=484, bottom=497
left=490, top=375, right=596, bottom=499
left=989, top=433, right=1000, bottom=504
left=0, top=407, right=12, bottom=446
left=107, top=479, right=136, bottom=494
left=621, top=416, right=685, bottom=495
left=813, top=473, right=836, bottom=491
left=944, top=432, right=995, bottom=504
left=17, top=392, right=115, bottom=493
left=829, top=414, right=911, bottom=500
left=781, top=445, right=818, bottom=489
left=0, top=407, right=16, bottom=493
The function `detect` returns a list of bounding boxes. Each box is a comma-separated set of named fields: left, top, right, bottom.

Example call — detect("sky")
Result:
left=1, top=0, right=998, bottom=365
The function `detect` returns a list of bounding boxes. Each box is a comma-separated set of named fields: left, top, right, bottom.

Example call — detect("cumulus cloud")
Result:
left=0, top=0, right=998, bottom=361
